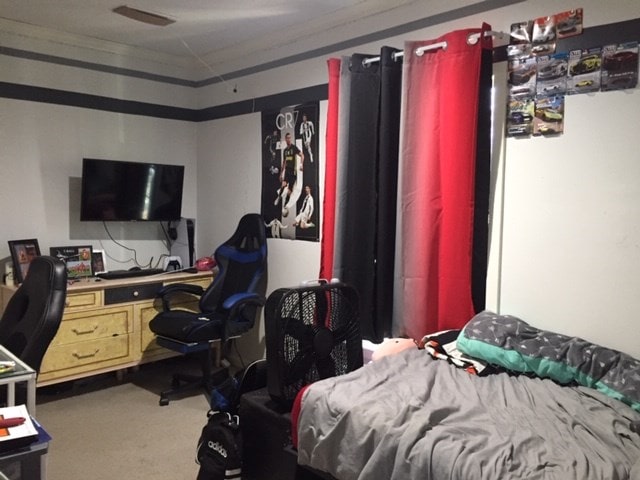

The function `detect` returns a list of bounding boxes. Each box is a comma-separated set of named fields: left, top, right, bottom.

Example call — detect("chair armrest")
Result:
left=222, top=292, right=264, bottom=310
left=222, top=293, right=266, bottom=339
left=157, top=283, right=205, bottom=311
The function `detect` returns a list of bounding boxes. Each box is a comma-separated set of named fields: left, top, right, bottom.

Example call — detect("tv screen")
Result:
left=80, top=158, right=185, bottom=221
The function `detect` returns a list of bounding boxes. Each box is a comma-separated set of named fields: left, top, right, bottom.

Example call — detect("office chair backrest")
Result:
left=200, top=214, right=268, bottom=333
left=0, top=255, right=67, bottom=372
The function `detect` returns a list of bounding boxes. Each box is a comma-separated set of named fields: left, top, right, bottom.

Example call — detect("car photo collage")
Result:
left=506, top=8, right=639, bottom=138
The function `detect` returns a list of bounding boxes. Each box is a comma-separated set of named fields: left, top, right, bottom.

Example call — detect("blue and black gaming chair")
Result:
left=149, top=213, right=268, bottom=405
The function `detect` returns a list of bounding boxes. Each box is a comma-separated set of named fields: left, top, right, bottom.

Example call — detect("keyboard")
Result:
left=97, top=268, right=165, bottom=280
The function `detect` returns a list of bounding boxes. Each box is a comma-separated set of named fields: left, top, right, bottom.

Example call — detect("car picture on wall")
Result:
left=534, top=95, right=565, bottom=136
left=536, top=53, right=568, bottom=96
left=506, top=97, right=535, bottom=137
left=555, top=8, right=583, bottom=39
left=505, top=10, right=637, bottom=139
left=567, top=47, right=602, bottom=94
left=601, top=42, right=639, bottom=92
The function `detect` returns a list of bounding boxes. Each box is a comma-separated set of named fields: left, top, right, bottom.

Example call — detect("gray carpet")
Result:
left=36, top=357, right=212, bottom=480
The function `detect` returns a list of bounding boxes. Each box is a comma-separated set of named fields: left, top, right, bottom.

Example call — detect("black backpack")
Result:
left=196, top=410, right=242, bottom=480
left=196, top=360, right=267, bottom=479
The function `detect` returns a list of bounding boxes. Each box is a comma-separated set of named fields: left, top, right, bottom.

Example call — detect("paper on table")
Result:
left=0, top=405, right=38, bottom=445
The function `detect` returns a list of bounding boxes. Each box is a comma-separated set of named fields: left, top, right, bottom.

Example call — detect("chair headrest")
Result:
left=223, top=213, right=267, bottom=252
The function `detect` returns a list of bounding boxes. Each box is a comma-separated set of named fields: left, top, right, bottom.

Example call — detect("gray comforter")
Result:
left=297, top=348, right=640, bottom=480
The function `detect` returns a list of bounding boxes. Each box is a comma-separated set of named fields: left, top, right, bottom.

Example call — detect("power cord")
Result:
left=101, top=221, right=171, bottom=269
left=232, top=339, right=246, bottom=370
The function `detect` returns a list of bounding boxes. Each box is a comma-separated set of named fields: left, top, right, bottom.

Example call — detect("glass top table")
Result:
left=0, top=345, right=36, bottom=414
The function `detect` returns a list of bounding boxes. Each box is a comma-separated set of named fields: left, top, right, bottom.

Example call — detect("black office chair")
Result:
left=0, top=255, right=67, bottom=374
left=149, top=213, right=268, bottom=405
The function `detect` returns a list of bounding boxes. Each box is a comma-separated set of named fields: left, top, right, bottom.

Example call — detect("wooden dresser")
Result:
left=1, top=270, right=213, bottom=386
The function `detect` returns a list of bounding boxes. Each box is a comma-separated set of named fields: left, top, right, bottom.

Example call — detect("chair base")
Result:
left=158, top=364, right=229, bottom=406
left=159, top=372, right=204, bottom=406
left=154, top=336, right=222, bottom=406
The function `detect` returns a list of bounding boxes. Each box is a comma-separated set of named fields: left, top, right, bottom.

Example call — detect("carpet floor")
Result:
left=35, top=357, right=212, bottom=480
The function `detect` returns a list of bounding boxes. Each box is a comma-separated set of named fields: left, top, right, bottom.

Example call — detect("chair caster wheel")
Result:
left=159, top=397, right=169, bottom=406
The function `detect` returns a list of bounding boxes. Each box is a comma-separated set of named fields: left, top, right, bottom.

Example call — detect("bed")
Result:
left=295, top=311, right=640, bottom=480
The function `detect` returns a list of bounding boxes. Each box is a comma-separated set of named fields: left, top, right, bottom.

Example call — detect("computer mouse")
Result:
left=128, top=266, right=142, bottom=271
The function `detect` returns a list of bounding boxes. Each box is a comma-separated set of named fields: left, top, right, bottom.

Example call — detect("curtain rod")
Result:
left=361, top=30, right=506, bottom=67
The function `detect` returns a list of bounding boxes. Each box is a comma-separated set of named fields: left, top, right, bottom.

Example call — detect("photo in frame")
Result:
left=49, top=245, right=93, bottom=279
left=8, top=239, right=41, bottom=284
left=91, top=249, right=107, bottom=274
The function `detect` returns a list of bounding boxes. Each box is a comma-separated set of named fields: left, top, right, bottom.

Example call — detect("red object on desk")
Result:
left=0, top=417, right=26, bottom=429
left=195, top=256, right=216, bottom=271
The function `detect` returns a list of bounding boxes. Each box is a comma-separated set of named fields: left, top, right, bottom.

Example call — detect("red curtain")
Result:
left=319, top=58, right=341, bottom=280
left=393, top=25, right=492, bottom=339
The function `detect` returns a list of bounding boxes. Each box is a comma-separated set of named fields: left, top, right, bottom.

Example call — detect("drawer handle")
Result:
left=73, top=349, right=100, bottom=359
left=72, top=325, right=99, bottom=335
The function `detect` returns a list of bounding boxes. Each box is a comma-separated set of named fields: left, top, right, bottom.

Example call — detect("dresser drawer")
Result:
left=65, top=290, right=103, bottom=310
left=164, top=277, right=212, bottom=290
left=55, top=306, right=133, bottom=346
left=137, top=302, right=165, bottom=355
left=104, top=283, right=162, bottom=304
left=40, top=335, right=132, bottom=373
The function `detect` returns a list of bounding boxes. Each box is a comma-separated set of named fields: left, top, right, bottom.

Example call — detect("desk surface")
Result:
left=65, top=269, right=213, bottom=292
left=1, top=270, right=214, bottom=294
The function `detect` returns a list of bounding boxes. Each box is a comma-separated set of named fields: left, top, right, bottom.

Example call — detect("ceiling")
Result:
left=0, top=0, right=430, bottom=71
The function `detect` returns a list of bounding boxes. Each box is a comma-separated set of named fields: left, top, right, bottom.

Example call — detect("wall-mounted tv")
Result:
left=80, top=158, right=185, bottom=222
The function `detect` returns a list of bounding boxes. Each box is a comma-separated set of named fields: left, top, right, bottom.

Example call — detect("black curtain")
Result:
left=335, top=47, right=402, bottom=342
left=471, top=46, right=493, bottom=313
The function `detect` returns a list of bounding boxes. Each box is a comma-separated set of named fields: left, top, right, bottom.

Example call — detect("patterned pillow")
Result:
left=457, top=311, right=640, bottom=411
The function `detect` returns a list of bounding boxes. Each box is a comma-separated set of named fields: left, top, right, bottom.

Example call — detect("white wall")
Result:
left=1, top=0, right=640, bottom=361
left=0, top=97, right=198, bottom=269
left=499, top=89, right=640, bottom=358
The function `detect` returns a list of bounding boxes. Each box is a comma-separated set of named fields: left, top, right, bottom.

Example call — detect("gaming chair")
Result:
left=149, top=213, right=268, bottom=405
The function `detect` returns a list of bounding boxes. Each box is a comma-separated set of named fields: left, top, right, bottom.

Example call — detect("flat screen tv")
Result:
left=80, top=158, right=185, bottom=221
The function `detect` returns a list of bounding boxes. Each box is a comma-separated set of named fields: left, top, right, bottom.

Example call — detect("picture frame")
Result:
left=91, top=249, right=107, bottom=274
left=8, top=239, right=41, bottom=284
left=49, top=245, right=94, bottom=279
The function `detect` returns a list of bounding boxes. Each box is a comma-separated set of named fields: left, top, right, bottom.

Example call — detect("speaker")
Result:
left=169, top=218, right=195, bottom=268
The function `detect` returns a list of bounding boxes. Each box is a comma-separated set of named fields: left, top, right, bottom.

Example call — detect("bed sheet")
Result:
left=297, top=348, right=640, bottom=480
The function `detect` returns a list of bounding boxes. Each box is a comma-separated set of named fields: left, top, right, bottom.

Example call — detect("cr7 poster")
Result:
left=261, top=102, right=319, bottom=242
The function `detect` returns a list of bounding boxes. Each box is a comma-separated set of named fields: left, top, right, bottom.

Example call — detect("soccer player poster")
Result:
left=261, top=102, right=319, bottom=242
